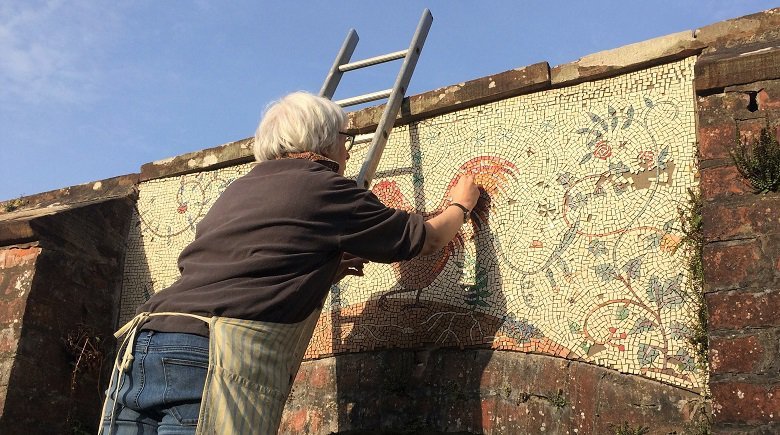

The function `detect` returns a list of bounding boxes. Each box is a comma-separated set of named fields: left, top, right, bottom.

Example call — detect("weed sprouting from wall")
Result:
left=2, top=196, right=29, bottom=213
left=612, top=422, right=649, bottom=435
left=548, top=389, right=567, bottom=409
left=730, top=122, right=780, bottom=193
left=63, top=323, right=106, bottom=432
left=677, top=188, right=707, bottom=377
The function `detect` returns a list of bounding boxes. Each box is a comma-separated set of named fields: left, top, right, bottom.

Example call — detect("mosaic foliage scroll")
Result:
left=120, top=57, right=703, bottom=391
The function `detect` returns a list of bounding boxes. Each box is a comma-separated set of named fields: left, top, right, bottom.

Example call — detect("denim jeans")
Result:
left=101, top=331, right=209, bottom=435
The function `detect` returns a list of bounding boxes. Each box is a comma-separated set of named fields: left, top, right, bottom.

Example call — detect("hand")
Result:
left=333, top=253, right=369, bottom=283
left=450, top=173, right=480, bottom=211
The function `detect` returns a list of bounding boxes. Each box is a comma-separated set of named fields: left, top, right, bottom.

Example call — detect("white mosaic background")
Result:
left=120, top=57, right=703, bottom=391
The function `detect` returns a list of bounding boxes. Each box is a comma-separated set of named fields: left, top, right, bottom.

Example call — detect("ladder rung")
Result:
left=338, top=50, right=408, bottom=72
left=334, top=89, right=392, bottom=107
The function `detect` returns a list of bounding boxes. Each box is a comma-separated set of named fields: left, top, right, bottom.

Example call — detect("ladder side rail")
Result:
left=356, top=9, right=433, bottom=189
left=319, top=29, right=359, bottom=99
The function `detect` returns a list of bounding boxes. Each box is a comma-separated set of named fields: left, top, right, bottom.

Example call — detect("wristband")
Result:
left=449, top=202, right=471, bottom=224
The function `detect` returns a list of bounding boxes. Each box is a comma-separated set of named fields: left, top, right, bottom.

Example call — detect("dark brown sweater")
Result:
left=138, top=155, right=425, bottom=337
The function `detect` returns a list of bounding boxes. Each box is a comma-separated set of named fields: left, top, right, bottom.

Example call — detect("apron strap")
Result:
left=114, top=311, right=211, bottom=372
left=99, top=312, right=212, bottom=435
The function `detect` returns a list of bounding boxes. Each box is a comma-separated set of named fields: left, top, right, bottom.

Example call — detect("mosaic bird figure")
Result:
left=371, top=156, right=518, bottom=310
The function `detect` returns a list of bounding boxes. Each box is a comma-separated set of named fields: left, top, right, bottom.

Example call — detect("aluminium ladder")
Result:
left=319, top=9, right=433, bottom=189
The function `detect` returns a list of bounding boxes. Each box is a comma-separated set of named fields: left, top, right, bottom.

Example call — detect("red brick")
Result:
left=703, top=198, right=780, bottom=242
left=710, top=334, right=766, bottom=373
left=700, top=165, right=754, bottom=200
left=307, top=409, right=324, bottom=434
left=480, top=396, right=497, bottom=433
left=280, top=408, right=307, bottom=434
left=1, top=247, right=40, bottom=269
left=0, top=327, right=19, bottom=354
left=0, top=268, right=34, bottom=297
left=708, top=289, right=780, bottom=329
left=703, top=240, right=762, bottom=290
left=712, top=382, right=780, bottom=424
left=0, top=359, right=13, bottom=385
left=309, top=363, right=332, bottom=390
left=757, top=88, right=780, bottom=110
left=697, top=93, right=748, bottom=120
left=736, top=118, right=774, bottom=143
left=0, top=298, right=25, bottom=324
left=699, top=124, right=737, bottom=160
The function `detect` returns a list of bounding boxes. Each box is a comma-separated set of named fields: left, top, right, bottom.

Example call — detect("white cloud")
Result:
left=0, top=0, right=119, bottom=106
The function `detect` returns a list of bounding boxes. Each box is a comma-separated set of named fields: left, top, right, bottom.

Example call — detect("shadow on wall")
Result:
left=116, top=206, right=156, bottom=326
left=335, top=216, right=506, bottom=434
left=331, top=124, right=509, bottom=433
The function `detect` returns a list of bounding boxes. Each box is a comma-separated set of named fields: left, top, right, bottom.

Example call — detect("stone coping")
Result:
left=695, top=41, right=780, bottom=91
left=0, top=174, right=138, bottom=222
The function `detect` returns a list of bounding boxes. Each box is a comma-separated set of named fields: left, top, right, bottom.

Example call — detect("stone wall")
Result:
left=0, top=177, right=136, bottom=434
left=696, top=42, right=780, bottom=433
left=0, top=245, right=40, bottom=419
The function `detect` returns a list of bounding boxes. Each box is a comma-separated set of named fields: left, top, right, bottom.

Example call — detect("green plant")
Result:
left=2, top=196, right=28, bottom=212
left=548, top=389, right=567, bottom=409
left=682, top=399, right=713, bottom=435
left=612, top=421, right=649, bottom=435
left=678, top=188, right=707, bottom=370
left=730, top=122, right=780, bottom=193
left=683, top=418, right=712, bottom=435
left=63, top=324, right=105, bottom=433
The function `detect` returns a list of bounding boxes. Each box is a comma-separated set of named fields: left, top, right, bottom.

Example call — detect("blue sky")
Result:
left=1, top=1, right=777, bottom=201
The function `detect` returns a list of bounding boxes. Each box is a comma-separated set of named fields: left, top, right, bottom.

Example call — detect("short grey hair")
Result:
left=253, top=91, right=347, bottom=162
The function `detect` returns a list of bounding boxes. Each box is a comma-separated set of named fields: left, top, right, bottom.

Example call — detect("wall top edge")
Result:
left=0, top=173, right=138, bottom=218
left=694, top=41, right=780, bottom=92
left=137, top=8, right=780, bottom=182
left=139, top=137, right=254, bottom=182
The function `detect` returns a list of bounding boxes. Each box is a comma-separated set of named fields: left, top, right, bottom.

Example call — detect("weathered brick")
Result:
left=698, top=93, right=750, bottom=120
left=0, top=327, right=18, bottom=354
left=0, top=299, right=25, bottom=325
left=0, top=359, right=13, bottom=386
left=757, top=87, right=780, bottom=110
left=700, top=165, right=754, bottom=201
left=700, top=124, right=738, bottom=161
left=708, top=289, right=780, bottom=329
left=279, top=408, right=307, bottom=434
left=735, top=117, right=775, bottom=141
left=1, top=247, right=40, bottom=269
left=308, top=363, right=333, bottom=390
left=704, top=240, right=763, bottom=290
left=703, top=197, right=780, bottom=242
left=712, top=382, right=780, bottom=424
left=710, top=334, right=766, bottom=374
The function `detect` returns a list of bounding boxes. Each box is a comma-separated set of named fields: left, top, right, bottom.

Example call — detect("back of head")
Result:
left=253, top=91, right=347, bottom=162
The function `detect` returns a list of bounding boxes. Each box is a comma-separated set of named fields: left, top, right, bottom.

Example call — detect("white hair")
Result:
left=253, top=91, right=347, bottom=162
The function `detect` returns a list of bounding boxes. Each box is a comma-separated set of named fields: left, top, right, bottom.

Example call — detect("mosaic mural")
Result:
left=120, top=57, right=703, bottom=391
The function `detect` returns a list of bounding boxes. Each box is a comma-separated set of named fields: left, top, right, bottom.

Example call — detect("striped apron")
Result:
left=100, top=309, right=321, bottom=434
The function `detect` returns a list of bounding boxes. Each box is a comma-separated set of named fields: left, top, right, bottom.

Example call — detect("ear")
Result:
left=320, top=142, right=339, bottom=160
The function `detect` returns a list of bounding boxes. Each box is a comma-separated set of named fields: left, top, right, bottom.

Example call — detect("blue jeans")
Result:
left=101, top=331, right=209, bottom=434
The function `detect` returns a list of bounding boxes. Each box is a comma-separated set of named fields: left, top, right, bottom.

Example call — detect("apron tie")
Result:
left=117, top=312, right=150, bottom=372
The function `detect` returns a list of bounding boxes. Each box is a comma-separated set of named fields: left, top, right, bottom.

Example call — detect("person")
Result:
left=99, top=91, right=480, bottom=434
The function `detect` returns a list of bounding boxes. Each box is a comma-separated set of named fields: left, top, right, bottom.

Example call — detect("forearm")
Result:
left=419, top=205, right=465, bottom=256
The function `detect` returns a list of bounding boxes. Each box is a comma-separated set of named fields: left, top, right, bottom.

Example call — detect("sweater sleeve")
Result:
left=330, top=177, right=426, bottom=263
